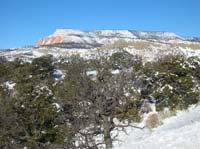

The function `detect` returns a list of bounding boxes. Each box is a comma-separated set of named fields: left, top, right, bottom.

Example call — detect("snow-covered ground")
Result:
left=114, top=105, right=200, bottom=149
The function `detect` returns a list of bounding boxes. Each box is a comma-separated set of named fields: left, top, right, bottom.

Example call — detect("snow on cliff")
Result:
left=35, top=29, right=181, bottom=47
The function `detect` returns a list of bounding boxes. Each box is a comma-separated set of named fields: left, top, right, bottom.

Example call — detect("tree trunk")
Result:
left=102, top=115, right=112, bottom=149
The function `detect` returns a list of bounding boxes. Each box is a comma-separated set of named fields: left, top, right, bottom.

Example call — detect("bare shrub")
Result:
left=145, top=112, right=161, bottom=128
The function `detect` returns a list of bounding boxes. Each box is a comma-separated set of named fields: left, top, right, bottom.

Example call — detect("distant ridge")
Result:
left=35, top=29, right=182, bottom=47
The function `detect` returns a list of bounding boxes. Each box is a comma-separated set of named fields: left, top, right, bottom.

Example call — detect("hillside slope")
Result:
left=114, top=105, right=200, bottom=149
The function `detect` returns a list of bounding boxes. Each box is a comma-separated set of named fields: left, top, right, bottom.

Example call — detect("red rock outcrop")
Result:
left=35, top=36, right=64, bottom=47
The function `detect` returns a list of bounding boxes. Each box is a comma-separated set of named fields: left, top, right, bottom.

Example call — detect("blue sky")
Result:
left=0, top=0, right=200, bottom=48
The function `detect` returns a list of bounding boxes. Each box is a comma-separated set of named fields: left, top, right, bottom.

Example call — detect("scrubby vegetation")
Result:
left=0, top=51, right=200, bottom=148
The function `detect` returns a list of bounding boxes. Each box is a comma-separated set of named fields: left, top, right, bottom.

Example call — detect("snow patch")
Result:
left=114, top=105, right=200, bottom=149
left=3, top=81, right=16, bottom=90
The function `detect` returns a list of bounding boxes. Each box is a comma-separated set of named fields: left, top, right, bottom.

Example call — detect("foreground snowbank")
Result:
left=114, top=105, right=200, bottom=149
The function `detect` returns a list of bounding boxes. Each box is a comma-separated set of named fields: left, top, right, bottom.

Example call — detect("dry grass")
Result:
left=131, top=41, right=161, bottom=50
left=99, top=40, right=161, bottom=50
left=145, top=109, right=177, bottom=129
left=170, top=43, right=200, bottom=50
left=99, top=39, right=200, bottom=52
left=145, top=112, right=162, bottom=128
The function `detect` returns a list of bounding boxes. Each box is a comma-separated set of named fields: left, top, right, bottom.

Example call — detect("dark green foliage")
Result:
left=0, top=56, right=67, bottom=148
left=0, top=90, right=66, bottom=148
left=31, top=55, right=54, bottom=79
left=0, top=53, right=200, bottom=148
left=152, top=55, right=200, bottom=110
left=116, top=100, right=141, bottom=122
left=109, top=51, right=140, bottom=69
